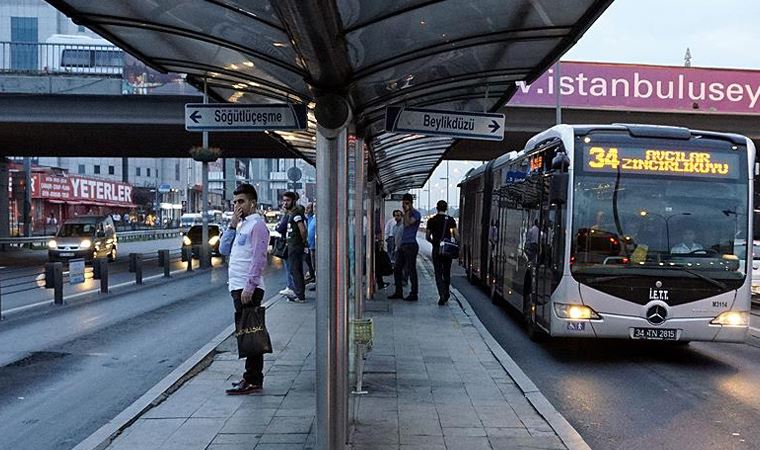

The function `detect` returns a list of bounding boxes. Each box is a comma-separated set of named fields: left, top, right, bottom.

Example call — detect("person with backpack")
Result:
left=425, top=200, right=459, bottom=305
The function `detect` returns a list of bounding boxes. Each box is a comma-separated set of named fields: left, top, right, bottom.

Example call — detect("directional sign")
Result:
left=185, top=103, right=308, bottom=132
left=385, top=106, right=505, bottom=141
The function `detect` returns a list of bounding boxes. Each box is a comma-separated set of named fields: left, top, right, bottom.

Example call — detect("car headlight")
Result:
left=47, top=240, right=57, bottom=249
left=183, top=236, right=192, bottom=246
left=79, top=239, right=92, bottom=249
left=710, top=311, right=748, bottom=327
left=209, top=235, right=220, bottom=246
left=554, top=303, right=600, bottom=320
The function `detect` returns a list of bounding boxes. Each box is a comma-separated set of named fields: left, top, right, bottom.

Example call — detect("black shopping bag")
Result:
left=236, top=305, right=273, bottom=358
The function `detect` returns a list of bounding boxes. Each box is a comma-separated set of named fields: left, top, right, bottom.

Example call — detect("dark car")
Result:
left=182, top=224, right=222, bottom=258
left=48, top=215, right=118, bottom=262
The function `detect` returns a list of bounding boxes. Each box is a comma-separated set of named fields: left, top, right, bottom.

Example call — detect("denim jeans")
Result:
left=287, top=247, right=306, bottom=300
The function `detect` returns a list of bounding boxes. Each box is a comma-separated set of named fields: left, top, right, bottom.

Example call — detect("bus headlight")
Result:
left=79, top=239, right=92, bottom=249
left=710, top=311, right=748, bottom=327
left=209, top=235, right=220, bottom=246
left=183, top=236, right=192, bottom=246
left=47, top=240, right=57, bottom=249
left=554, top=303, right=600, bottom=320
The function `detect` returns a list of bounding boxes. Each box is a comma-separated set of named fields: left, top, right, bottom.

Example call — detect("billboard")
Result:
left=509, top=61, right=760, bottom=115
left=31, top=173, right=134, bottom=207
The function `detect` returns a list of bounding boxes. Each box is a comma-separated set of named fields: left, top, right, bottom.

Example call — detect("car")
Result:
left=182, top=224, right=222, bottom=258
left=48, top=215, right=118, bottom=262
left=264, top=210, right=283, bottom=245
left=752, top=241, right=760, bottom=296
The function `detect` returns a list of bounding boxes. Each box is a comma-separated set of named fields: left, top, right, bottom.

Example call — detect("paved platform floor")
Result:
left=105, top=262, right=568, bottom=450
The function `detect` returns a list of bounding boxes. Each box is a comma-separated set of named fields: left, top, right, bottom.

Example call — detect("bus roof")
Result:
left=45, top=34, right=115, bottom=47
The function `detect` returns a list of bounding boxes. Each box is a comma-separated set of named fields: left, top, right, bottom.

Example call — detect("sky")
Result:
left=427, top=0, right=760, bottom=210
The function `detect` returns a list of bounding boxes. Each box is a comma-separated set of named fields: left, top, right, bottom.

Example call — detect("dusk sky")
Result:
left=425, top=0, right=758, bottom=210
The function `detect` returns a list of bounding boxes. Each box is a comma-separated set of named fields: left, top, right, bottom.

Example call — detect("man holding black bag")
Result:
left=426, top=200, right=459, bottom=305
left=219, top=183, right=271, bottom=395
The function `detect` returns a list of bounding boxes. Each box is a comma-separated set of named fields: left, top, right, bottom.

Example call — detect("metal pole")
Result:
left=200, top=79, right=210, bottom=268
left=446, top=160, right=450, bottom=205
left=316, top=126, right=348, bottom=450
left=23, top=157, right=31, bottom=237
left=353, top=139, right=365, bottom=318
left=555, top=61, right=562, bottom=125
left=366, top=182, right=376, bottom=300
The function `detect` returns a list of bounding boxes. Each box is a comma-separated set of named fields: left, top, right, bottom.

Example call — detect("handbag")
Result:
left=272, top=236, right=288, bottom=259
left=236, top=304, right=273, bottom=357
left=438, top=215, right=460, bottom=259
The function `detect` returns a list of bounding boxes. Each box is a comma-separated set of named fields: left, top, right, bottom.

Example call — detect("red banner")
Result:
left=31, top=174, right=134, bottom=207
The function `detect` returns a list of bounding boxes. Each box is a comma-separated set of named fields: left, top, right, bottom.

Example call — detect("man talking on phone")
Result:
left=219, top=183, right=270, bottom=394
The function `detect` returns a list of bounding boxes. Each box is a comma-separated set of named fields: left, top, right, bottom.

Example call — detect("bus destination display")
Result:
left=583, top=146, right=739, bottom=178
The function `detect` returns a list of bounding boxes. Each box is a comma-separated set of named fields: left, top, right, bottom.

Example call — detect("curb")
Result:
left=447, top=282, right=591, bottom=450
left=72, top=294, right=283, bottom=450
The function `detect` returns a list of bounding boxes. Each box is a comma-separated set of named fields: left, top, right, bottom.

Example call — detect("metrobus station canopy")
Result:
left=48, top=0, right=612, bottom=194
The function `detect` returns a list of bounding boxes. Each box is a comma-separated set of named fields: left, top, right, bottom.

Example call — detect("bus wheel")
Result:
left=523, top=290, right=544, bottom=341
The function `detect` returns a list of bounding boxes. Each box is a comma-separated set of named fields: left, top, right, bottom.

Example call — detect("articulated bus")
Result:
left=459, top=124, right=753, bottom=342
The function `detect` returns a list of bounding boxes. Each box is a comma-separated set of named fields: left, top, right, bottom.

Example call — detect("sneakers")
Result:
left=306, top=282, right=316, bottom=291
left=403, top=294, right=418, bottom=302
left=279, top=287, right=295, bottom=298
left=288, top=296, right=306, bottom=303
left=388, top=292, right=404, bottom=299
left=225, top=380, right=262, bottom=395
left=437, top=297, right=447, bottom=305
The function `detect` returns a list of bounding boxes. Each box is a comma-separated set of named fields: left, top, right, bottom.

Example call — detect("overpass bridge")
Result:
left=2, top=61, right=760, bottom=162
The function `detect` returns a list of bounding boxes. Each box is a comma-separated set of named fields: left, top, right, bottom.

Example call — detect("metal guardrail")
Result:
left=0, top=41, right=123, bottom=77
left=0, top=229, right=182, bottom=249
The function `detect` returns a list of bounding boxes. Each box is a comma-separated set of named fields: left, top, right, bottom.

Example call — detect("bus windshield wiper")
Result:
left=669, top=265, right=728, bottom=290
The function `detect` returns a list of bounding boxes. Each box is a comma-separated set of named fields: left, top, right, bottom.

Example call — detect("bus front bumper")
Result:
left=550, top=313, right=748, bottom=342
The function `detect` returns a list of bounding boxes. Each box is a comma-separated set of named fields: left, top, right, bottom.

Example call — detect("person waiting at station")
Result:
left=426, top=200, right=459, bottom=305
left=388, top=193, right=421, bottom=301
left=671, top=228, right=704, bottom=254
left=282, top=192, right=308, bottom=303
left=306, top=202, right=317, bottom=291
left=385, top=210, right=403, bottom=263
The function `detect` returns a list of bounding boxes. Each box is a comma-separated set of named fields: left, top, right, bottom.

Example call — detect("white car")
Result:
left=752, top=241, right=760, bottom=296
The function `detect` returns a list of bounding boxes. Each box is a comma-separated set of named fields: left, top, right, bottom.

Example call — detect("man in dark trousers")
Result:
left=388, top=193, right=421, bottom=301
left=426, top=200, right=459, bottom=305
left=282, top=191, right=307, bottom=303
left=219, top=183, right=270, bottom=394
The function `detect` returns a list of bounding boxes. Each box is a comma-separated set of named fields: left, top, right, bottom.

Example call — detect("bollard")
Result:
left=94, top=258, right=109, bottom=293
left=159, top=250, right=170, bottom=278
left=133, top=253, right=143, bottom=285
left=183, top=247, right=193, bottom=272
left=129, top=253, right=138, bottom=273
left=45, top=262, right=64, bottom=305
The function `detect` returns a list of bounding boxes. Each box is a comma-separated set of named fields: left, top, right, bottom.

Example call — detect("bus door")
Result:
left=533, top=175, right=552, bottom=324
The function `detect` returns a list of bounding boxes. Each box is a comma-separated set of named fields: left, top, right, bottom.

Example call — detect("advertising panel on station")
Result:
left=384, top=106, right=505, bottom=141
left=69, top=258, right=85, bottom=285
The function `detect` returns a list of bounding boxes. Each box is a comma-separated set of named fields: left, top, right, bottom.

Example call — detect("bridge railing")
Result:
left=0, top=41, right=124, bottom=77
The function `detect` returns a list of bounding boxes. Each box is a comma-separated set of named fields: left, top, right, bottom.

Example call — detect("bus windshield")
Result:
left=571, top=138, right=749, bottom=289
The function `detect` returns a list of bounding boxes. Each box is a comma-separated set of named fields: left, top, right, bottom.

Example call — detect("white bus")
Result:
left=41, top=34, right=123, bottom=75
left=459, top=124, right=753, bottom=342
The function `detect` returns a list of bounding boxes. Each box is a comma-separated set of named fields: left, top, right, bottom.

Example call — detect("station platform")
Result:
left=97, top=258, right=581, bottom=450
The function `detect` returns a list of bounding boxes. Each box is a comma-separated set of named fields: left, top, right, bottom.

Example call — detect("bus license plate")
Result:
left=60, top=252, right=74, bottom=257
left=631, top=328, right=678, bottom=340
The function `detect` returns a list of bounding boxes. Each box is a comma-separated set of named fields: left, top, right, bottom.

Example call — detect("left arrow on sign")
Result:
left=190, top=110, right=202, bottom=124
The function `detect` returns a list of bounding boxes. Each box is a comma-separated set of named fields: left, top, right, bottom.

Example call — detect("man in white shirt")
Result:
left=385, top=210, right=402, bottom=262
left=671, top=229, right=704, bottom=254
left=219, top=183, right=270, bottom=395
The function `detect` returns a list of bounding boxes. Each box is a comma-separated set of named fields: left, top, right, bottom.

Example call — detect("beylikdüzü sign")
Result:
left=510, top=61, right=760, bottom=114
left=31, top=174, right=134, bottom=207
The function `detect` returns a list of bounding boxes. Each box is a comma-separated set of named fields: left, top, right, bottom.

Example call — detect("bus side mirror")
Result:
left=550, top=173, right=568, bottom=205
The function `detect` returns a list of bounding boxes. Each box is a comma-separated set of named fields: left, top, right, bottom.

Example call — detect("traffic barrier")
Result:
left=45, top=262, right=64, bottom=305
left=0, top=228, right=182, bottom=251
left=159, top=250, right=170, bottom=278
left=131, top=253, right=143, bottom=285
left=182, top=247, right=193, bottom=272
left=93, top=258, right=109, bottom=294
